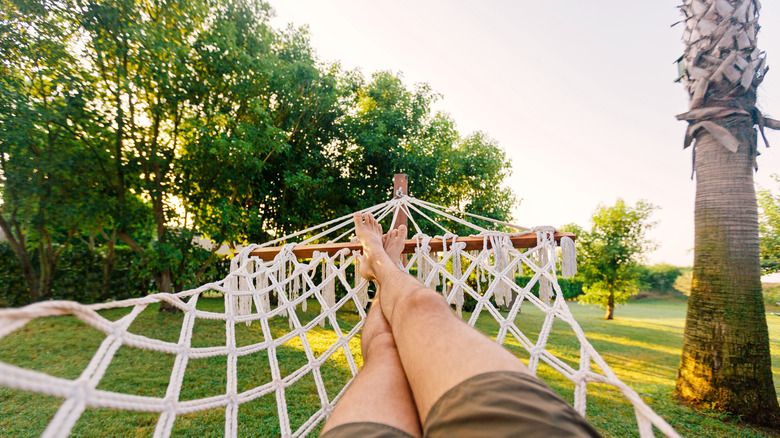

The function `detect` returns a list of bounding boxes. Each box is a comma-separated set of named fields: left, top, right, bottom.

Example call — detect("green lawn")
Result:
left=488, top=296, right=780, bottom=438
left=0, top=296, right=778, bottom=437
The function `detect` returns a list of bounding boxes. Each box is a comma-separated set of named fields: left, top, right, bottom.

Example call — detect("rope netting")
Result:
left=0, top=196, right=681, bottom=437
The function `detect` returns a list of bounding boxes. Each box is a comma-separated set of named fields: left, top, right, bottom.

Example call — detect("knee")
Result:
left=393, top=288, right=450, bottom=324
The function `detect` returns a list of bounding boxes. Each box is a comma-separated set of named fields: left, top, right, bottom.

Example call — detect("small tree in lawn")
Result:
left=757, top=174, right=780, bottom=274
left=572, top=199, right=657, bottom=319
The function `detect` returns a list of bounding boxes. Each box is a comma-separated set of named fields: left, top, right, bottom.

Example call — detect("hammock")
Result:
left=0, top=195, right=681, bottom=438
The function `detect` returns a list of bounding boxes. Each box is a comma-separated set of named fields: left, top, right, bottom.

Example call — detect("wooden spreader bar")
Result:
left=249, top=232, right=575, bottom=261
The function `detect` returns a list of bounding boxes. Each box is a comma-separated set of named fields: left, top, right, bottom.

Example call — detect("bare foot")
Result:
left=354, top=212, right=391, bottom=281
left=359, top=224, right=407, bottom=360
left=382, top=225, right=407, bottom=264
left=355, top=213, right=414, bottom=326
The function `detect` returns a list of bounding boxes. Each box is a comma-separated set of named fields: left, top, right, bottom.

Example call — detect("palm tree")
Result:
left=675, top=0, right=780, bottom=427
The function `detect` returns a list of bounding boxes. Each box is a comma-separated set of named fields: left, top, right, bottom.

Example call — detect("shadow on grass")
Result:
left=469, top=300, right=684, bottom=388
left=467, top=298, right=778, bottom=438
left=0, top=296, right=362, bottom=437
left=1, top=296, right=777, bottom=437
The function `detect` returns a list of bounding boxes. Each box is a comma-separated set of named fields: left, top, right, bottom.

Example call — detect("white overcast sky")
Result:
left=269, top=0, right=780, bottom=267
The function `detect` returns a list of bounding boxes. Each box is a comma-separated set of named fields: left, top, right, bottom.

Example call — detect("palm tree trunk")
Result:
left=675, top=0, right=780, bottom=426
left=676, top=119, right=779, bottom=426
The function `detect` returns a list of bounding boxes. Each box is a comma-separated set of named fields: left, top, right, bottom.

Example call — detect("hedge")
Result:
left=0, top=242, right=230, bottom=307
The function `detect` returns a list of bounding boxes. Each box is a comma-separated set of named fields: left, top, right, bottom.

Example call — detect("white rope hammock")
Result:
left=0, top=196, right=681, bottom=438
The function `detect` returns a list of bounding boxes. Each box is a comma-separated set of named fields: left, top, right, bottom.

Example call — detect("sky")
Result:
left=269, top=0, right=780, bottom=267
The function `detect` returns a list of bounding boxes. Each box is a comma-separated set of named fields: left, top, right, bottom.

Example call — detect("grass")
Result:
left=1, top=295, right=778, bottom=437
left=0, top=298, right=363, bottom=437
left=480, top=296, right=780, bottom=437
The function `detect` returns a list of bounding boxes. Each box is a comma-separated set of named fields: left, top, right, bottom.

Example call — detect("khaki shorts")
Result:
left=321, top=371, right=602, bottom=437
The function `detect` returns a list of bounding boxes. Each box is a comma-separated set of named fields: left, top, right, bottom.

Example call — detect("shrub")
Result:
left=515, top=276, right=584, bottom=300
left=0, top=241, right=231, bottom=306
left=673, top=269, right=693, bottom=296
left=637, top=264, right=684, bottom=293
left=0, top=243, right=27, bottom=307
left=459, top=275, right=584, bottom=312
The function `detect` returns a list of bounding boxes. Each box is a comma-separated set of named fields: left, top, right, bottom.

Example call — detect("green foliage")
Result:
left=141, top=230, right=233, bottom=293
left=48, top=246, right=152, bottom=303
left=338, top=71, right=517, bottom=235
left=0, top=241, right=230, bottom=307
left=577, top=270, right=641, bottom=311
left=757, top=174, right=780, bottom=274
left=637, top=264, right=683, bottom=293
left=516, top=276, right=584, bottom=300
left=0, top=0, right=517, bottom=304
left=180, top=14, right=346, bottom=243
left=673, top=269, right=693, bottom=296
left=0, top=243, right=26, bottom=307
left=0, top=0, right=108, bottom=300
left=456, top=276, right=583, bottom=313
left=562, top=199, right=658, bottom=318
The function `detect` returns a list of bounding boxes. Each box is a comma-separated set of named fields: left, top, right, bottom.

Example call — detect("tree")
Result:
left=339, top=71, right=441, bottom=207
left=1, top=0, right=264, bottom=303
left=338, top=71, right=517, bottom=232
left=0, top=0, right=114, bottom=301
left=0, top=0, right=520, bottom=306
left=675, top=0, right=780, bottom=426
left=564, top=199, right=657, bottom=319
left=179, top=6, right=331, bottom=246
left=757, top=175, right=780, bottom=273
left=80, top=0, right=211, bottom=296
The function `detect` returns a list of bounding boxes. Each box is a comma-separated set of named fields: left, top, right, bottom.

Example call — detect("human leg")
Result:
left=320, top=225, right=421, bottom=437
left=353, top=212, right=534, bottom=422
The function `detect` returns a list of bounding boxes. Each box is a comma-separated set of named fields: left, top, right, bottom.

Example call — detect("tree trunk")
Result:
left=0, top=228, right=38, bottom=303
left=676, top=122, right=779, bottom=427
left=0, top=215, right=40, bottom=303
left=38, top=247, right=51, bottom=300
left=100, top=233, right=117, bottom=302
left=605, top=288, right=614, bottom=320
left=158, top=268, right=181, bottom=313
left=20, top=253, right=39, bottom=302
left=37, top=232, right=59, bottom=301
left=193, top=247, right=219, bottom=286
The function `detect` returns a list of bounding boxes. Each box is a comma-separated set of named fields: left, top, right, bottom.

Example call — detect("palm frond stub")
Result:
left=676, top=0, right=778, bottom=169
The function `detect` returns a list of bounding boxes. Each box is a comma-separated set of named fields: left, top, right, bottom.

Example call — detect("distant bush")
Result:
left=516, top=276, right=584, bottom=300
left=673, top=269, right=693, bottom=296
left=460, top=276, right=584, bottom=312
left=637, top=264, right=683, bottom=293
